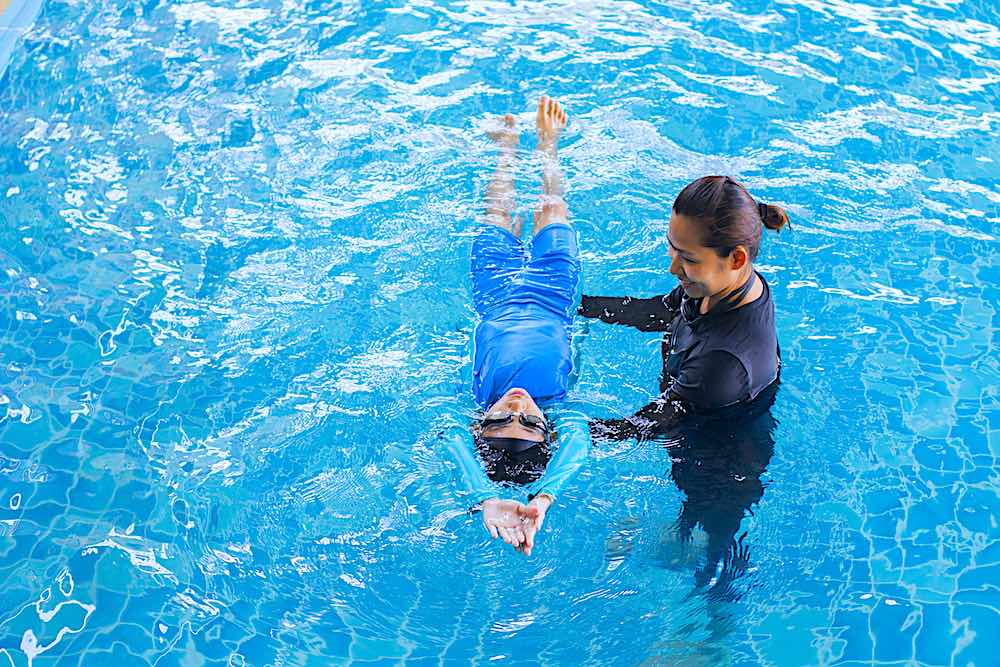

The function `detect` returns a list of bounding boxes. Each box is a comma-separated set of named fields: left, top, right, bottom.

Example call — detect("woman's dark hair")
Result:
left=672, top=176, right=788, bottom=261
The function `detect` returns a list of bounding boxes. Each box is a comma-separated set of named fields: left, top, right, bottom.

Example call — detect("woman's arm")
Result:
left=592, top=352, right=748, bottom=442
left=578, top=293, right=678, bottom=332
left=589, top=391, right=692, bottom=442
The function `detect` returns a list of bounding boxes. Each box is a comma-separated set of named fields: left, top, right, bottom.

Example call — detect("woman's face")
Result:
left=667, top=212, right=746, bottom=300
left=481, top=387, right=546, bottom=442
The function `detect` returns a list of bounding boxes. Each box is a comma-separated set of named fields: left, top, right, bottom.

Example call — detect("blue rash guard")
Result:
left=445, top=410, right=591, bottom=507
left=447, top=223, right=591, bottom=506
left=471, top=223, right=579, bottom=406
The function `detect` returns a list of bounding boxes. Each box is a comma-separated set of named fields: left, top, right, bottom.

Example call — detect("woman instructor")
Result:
left=580, top=175, right=788, bottom=588
left=580, top=175, right=788, bottom=436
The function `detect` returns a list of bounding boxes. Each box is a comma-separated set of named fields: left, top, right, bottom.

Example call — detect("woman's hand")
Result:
left=518, top=493, right=553, bottom=557
left=482, top=498, right=539, bottom=551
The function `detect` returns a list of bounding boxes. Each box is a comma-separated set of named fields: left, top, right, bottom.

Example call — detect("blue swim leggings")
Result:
left=471, top=223, right=581, bottom=322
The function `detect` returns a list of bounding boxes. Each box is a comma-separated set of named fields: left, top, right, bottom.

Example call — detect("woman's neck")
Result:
left=702, top=265, right=758, bottom=315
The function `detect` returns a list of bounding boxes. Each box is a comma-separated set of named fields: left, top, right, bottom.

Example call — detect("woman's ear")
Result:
left=730, top=246, right=749, bottom=270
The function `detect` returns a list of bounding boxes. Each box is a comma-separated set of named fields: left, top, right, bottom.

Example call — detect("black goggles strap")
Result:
left=480, top=437, right=546, bottom=454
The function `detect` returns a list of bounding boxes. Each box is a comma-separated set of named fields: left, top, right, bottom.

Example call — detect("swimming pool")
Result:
left=1, top=0, right=998, bottom=664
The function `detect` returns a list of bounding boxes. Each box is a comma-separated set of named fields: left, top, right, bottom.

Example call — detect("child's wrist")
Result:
left=534, top=492, right=555, bottom=506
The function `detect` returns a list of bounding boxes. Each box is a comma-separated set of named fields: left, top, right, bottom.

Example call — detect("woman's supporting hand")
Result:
left=482, top=498, right=540, bottom=551
left=518, top=493, right=554, bottom=557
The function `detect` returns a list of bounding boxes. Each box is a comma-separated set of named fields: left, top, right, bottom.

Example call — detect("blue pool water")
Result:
left=1, top=0, right=998, bottom=664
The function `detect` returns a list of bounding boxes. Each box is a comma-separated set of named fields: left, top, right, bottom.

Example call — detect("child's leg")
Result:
left=471, top=227, right=524, bottom=316
left=485, top=114, right=522, bottom=237
left=522, top=96, right=578, bottom=320
left=526, top=224, right=579, bottom=319
left=473, top=113, right=526, bottom=316
left=532, top=96, right=569, bottom=236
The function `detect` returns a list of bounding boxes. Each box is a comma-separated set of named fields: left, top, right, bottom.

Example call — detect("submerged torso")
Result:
left=473, top=305, right=573, bottom=407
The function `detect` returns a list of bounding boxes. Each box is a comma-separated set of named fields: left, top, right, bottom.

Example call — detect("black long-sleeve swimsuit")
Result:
left=579, top=274, right=780, bottom=439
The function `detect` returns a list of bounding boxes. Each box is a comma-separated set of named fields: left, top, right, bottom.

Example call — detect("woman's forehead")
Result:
left=668, top=213, right=704, bottom=251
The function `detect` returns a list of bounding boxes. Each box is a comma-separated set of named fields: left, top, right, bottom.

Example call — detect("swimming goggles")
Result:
left=479, top=410, right=551, bottom=438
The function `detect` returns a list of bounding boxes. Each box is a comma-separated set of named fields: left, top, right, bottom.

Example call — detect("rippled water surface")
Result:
left=2, top=0, right=999, bottom=664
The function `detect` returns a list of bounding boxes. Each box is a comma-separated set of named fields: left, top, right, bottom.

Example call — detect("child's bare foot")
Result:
left=487, top=113, right=519, bottom=150
left=532, top=96, right=568, bottom=232
left=536, top=96, right=567, bottom=151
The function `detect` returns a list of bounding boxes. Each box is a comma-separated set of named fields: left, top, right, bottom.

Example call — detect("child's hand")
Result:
left=482, top=498, right=539, bottom=551
left=518, top=493, right=553, bottom=557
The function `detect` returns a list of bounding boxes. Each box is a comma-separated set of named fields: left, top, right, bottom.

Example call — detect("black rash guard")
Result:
left=579, top=272, right=780, bottom=435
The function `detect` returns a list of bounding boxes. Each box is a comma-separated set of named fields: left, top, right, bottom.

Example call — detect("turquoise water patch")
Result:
left=0, top=0, right=43, bottom=80
left=1, top=0, right=998, bottom=664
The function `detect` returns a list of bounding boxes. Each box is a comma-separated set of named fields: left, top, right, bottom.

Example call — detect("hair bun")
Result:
left=760, top=202, right=790, bottom=232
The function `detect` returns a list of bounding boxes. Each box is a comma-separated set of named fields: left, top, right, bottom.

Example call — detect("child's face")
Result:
left=481, top=387, right=546, bottom=442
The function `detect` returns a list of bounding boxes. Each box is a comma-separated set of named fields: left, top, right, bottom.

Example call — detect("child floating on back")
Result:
left=446, top=97, right=590, bottom=557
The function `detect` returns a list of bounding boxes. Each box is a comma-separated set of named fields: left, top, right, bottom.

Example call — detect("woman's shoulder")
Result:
left=734, top=271, right=772, bottom=309
left=728, top=272, right=775, bottom=323
left=708, top=276, right=776, bottom=346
